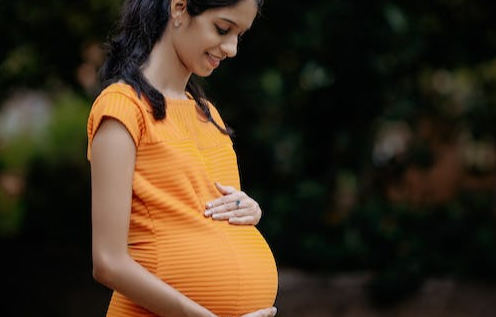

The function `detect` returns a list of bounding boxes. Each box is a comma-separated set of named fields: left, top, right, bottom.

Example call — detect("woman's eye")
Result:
left=215, top=25, right=229, bottom=35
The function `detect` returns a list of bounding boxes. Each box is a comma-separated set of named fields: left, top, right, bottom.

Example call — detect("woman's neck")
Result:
left=142, top=37, right=191, bottom=100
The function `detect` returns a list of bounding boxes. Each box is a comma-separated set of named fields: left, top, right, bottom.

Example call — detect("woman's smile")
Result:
left=206, top=52, right=223, bottom=68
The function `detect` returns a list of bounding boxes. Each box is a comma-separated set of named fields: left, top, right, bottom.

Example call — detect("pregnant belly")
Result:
left=141, top=221, right=278, bottom=317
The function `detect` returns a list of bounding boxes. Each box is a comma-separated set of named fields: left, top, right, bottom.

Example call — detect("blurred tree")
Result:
left=0, top=0, right=119, bottom=98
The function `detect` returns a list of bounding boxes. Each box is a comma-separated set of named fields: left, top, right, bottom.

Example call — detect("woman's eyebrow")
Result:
left=219, top=17, right=238, bottom=27
left=219, top=17, right=252, bottom=32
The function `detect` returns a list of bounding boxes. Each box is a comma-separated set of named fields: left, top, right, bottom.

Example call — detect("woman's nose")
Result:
left=220, top=36, right=238, bottom=58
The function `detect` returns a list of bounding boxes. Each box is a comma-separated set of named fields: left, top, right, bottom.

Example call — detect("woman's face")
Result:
left=172, top=0, right=258, bottom=77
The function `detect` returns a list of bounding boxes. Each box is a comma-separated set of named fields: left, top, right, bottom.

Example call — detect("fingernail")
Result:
left=206, top=203, right=213, bottom=208
left=204, top=211, right=211, bottom=217
left=272, top=307, right=277, bottom=316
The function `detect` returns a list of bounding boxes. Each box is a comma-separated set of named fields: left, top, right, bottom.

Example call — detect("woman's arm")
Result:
left=90, top=118, right=215, bottom=317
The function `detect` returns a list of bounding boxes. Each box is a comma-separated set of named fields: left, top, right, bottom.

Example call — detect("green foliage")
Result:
left=21, top=92, right=91, bottom=244
left=0, top=91, right=90, bottom=237
left=0, top=0, right=119, bottom=95
left=0, top=190, right=24, bottom=235
left=42, top=91, right=90, bottom=164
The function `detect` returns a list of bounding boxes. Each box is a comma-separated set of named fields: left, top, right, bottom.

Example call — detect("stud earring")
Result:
left=174, top=19, right=181, bottom=28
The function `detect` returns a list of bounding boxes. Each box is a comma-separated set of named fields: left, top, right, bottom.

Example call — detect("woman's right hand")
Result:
left=240, top=307, right=277, bottom=317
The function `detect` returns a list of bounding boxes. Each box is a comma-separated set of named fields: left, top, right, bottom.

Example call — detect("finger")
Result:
left=205, top=193, right=243, bottom=214
left=205, top=199, right=238, bottom=216
left=211, top=212, right=233, bottom=221
left=228, top=215, right=257, bottom=225
left=205, top=197, right=226, bottom=211
left=205, top=195, right=230, bottom=210
left=211, top=205, right=249, bottom=220
left=214, top=182, right=237, bottom=195
left=225, top=204, right=260, bottom=223
left=245, top=307, right=277, bottom=317
left=267, top=307, right=278, bottom=317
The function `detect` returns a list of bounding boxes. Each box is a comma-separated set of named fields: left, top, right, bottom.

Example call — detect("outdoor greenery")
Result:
left=1, top=0, right=495, bottom=307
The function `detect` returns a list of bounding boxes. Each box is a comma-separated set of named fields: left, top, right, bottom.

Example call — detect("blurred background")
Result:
left=1, top=0, right=496, bottom=316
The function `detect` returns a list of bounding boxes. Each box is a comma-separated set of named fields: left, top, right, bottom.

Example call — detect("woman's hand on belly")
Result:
left=204, top=182, right=262, bottom=225
left=240, top=307, right=278, bottom=317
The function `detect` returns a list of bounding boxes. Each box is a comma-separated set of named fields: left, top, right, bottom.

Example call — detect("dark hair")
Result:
left=99, top=0, right=263, bottom=135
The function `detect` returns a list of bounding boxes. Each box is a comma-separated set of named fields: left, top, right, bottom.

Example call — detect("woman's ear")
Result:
left=170, top=0, right=187, bottom=19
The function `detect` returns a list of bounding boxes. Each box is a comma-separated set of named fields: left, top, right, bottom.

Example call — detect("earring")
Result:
left=174, top=19, right=181, bottom=28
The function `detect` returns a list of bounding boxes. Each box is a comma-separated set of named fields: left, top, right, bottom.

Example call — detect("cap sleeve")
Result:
left=87, top=90, right=146, bottom=160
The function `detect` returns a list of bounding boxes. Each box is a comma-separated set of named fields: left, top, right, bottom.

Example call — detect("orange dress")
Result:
left=87, top=83, right=278, bottom=317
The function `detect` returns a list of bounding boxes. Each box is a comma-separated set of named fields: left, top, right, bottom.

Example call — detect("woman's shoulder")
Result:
left=96, top=82, right=141, bottom=103
left=91, top=82, right=151, bottom=116
left=87, top=82, right=148, bottom=152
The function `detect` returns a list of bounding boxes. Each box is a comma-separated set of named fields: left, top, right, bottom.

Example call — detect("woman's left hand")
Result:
left=204, top=182, right=262, bottom=225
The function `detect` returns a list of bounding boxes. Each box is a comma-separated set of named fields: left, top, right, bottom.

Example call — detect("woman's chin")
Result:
left=193, top=69, right=214, bottom=78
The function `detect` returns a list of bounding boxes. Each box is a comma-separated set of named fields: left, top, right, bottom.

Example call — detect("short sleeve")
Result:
left=87, top=90, right=146, bottom=160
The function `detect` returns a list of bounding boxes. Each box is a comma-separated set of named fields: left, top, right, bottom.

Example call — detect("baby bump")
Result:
left=151, top=222, right=278, bottom=317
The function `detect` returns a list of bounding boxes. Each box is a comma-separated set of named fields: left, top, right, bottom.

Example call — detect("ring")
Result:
left=235, top=200, right=241, bottom=209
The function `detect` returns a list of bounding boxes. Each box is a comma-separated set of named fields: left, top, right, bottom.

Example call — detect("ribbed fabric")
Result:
left=87, top=83, right=278, bottom=317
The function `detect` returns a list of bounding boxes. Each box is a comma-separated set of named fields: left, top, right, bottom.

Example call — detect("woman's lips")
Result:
left=206, top=52, right=221, bottom=68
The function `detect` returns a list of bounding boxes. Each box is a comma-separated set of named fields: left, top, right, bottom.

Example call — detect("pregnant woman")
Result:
left=87, top=0, right=278, bottom=316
